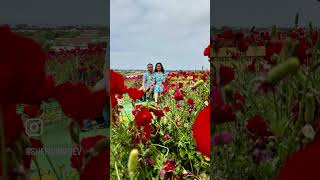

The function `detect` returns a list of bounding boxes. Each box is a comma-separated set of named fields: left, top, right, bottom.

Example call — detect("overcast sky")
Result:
left=110, top=0, right=210, bottom=70
left=212, top=0, right=320, bottom=28
left=0, top=0, right=108, bottom=25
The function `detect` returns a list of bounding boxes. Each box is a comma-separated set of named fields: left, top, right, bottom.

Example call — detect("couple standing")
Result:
left=140, top=62, right=168, bottom=103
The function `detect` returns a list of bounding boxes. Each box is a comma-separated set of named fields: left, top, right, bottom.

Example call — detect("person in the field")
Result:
left=154, top=62, right=168, bottom=103
left=139, top=63, right=155, bottom=101
left=82, top=62, right=108, bottom=131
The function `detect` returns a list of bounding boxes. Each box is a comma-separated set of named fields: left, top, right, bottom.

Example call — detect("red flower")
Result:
left=221, top=30, right=234, bottom=40
left=203, top=44, right=211, bottom=58
left=71, top=135, right=109, bottom=180
left=247, top=59, right=256, bottom=72
left=110, top=70, right=126, bottom=95
left=132, top=104, right=143, bottom=116
left=173, top=88, right=184, bottom=101
left=277, top=138, right=320, bottom=180
left=237, top=39, right=249, bottom=52
left=192, top=106, right=210, bottom=158
left=126, top=88, right=144, bottom=102
left=2, top=104, right=25, bottom=146
left=162, top=160, right=177, bottom=172
left=23, top=104, right=43, bottom=118
left=135, top=108, right=153, bottom=128
left=152, top=109, right=164, bottom=119
left=213, top=103, right=236, bottom=124
left=54, top=82, right=106, bottom=124
left=246, top=115, right=272, bottom=137
left=264, top=41, right=283, bottom=64
left=163, top=106, right=170, bottom=112
left=219, top=65, right=235, bottom=86
left=193, top=74, right=199, bottom=80
left=0, top=26, right=46, bottom=104
left=295, top=39, right=310, bottom=65
left=187, top=98, right=195, bottom=106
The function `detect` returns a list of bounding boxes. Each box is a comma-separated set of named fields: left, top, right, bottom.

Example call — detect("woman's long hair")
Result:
left=155, top=62, right=165, bottom=73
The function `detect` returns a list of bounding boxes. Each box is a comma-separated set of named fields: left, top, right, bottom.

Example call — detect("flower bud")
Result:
left=267, top=57, right=300, bottom=85
left=223, top=85, right=233, bottom=103
left=193, top=80, right=204, bottom=89
left=128, top=149, right=139, bottom=178
left=304, top=93, right=315, bottom=123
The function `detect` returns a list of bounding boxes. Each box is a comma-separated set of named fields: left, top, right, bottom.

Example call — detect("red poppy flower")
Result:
left=163, top=106, right=170, bottom=112
left=212, top=103, right=236, bottom=124
left=54, top=82, right=106, bottom=124
left=110, top=70, right=126, bottom=95
left=126, top=88, right=144, bottom=102
left=295, top=39, right=310, bottom=65
left=23, top=104, right=42, bottom=118
left=173, top=88, right=184, bottom=101
left=0, top=26, right=46, bottom=104
left=192, top=106, right=210, bottom=158
left=135, top=108, right=153, bottom=128
left=2, top=104, right=25, bottom=146
left=187, top=98, right=195, bottom=106
left=152, top=109, right=164, bottom=119
left=134, top=124, right=152, bottom=144
left=132, top=104, right=143, bottom=116
left=264, top=41, right=283, bottom=64
left=219, top=65, right=235, bottom=86
left=70, top=135, right=109, bottom=180
left=203, top=44, right=211, bottom=58
left=237, top=39, right=249, bottom=52
left=162, top=160, right=177, bottom=172
left=277, top=138, right=320, bottom=180
left=246, top=115, right=272, bottom=137
left=193, top=75, right=199, bottom=80
left=221, top=30, right=234, bottom=40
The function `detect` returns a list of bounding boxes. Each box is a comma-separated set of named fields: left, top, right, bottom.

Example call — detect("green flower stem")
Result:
left=33, top=158, right=42, bottom=180
left=0, top=105, right=8, bottom=180
left=45, top=153, right=61, bottom=180
left=114, top=162, right=121, bottom=180
left=150, top=144, right=169, bottom=157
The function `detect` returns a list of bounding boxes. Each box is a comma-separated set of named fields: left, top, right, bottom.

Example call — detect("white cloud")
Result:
left=111, top=0, right=210, bottom=70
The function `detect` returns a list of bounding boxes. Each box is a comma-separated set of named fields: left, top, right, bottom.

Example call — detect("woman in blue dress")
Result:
left=154, top=62, right=168, bottom=103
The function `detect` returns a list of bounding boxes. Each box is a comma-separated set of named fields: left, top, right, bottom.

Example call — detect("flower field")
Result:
left=209, top=23, right=320, bottom=179
left=1, top=26, right=108, bottom=180
left=110, top=70, right=210, bottom=179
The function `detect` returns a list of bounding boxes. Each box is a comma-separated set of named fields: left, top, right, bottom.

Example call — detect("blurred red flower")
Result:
left=54, top=82, right=106, bottom=124
left=23, top=104, right=42, bottom=118
left=192, top=106, right=210, bottom=158
left=219, top=65, right=235, bottom=86
left=277, top=138, right=320, bottom=180
left=246, top=115, right=272, bottom=137
left=2, top=104, right=25, bottom=146
left=0, top=26, right=46, bottom=104
left=110, top=70, right=126, bottom=95
left=126, top=88, right=144, bottom=102
left=71, top=135, right=109, bottom=180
